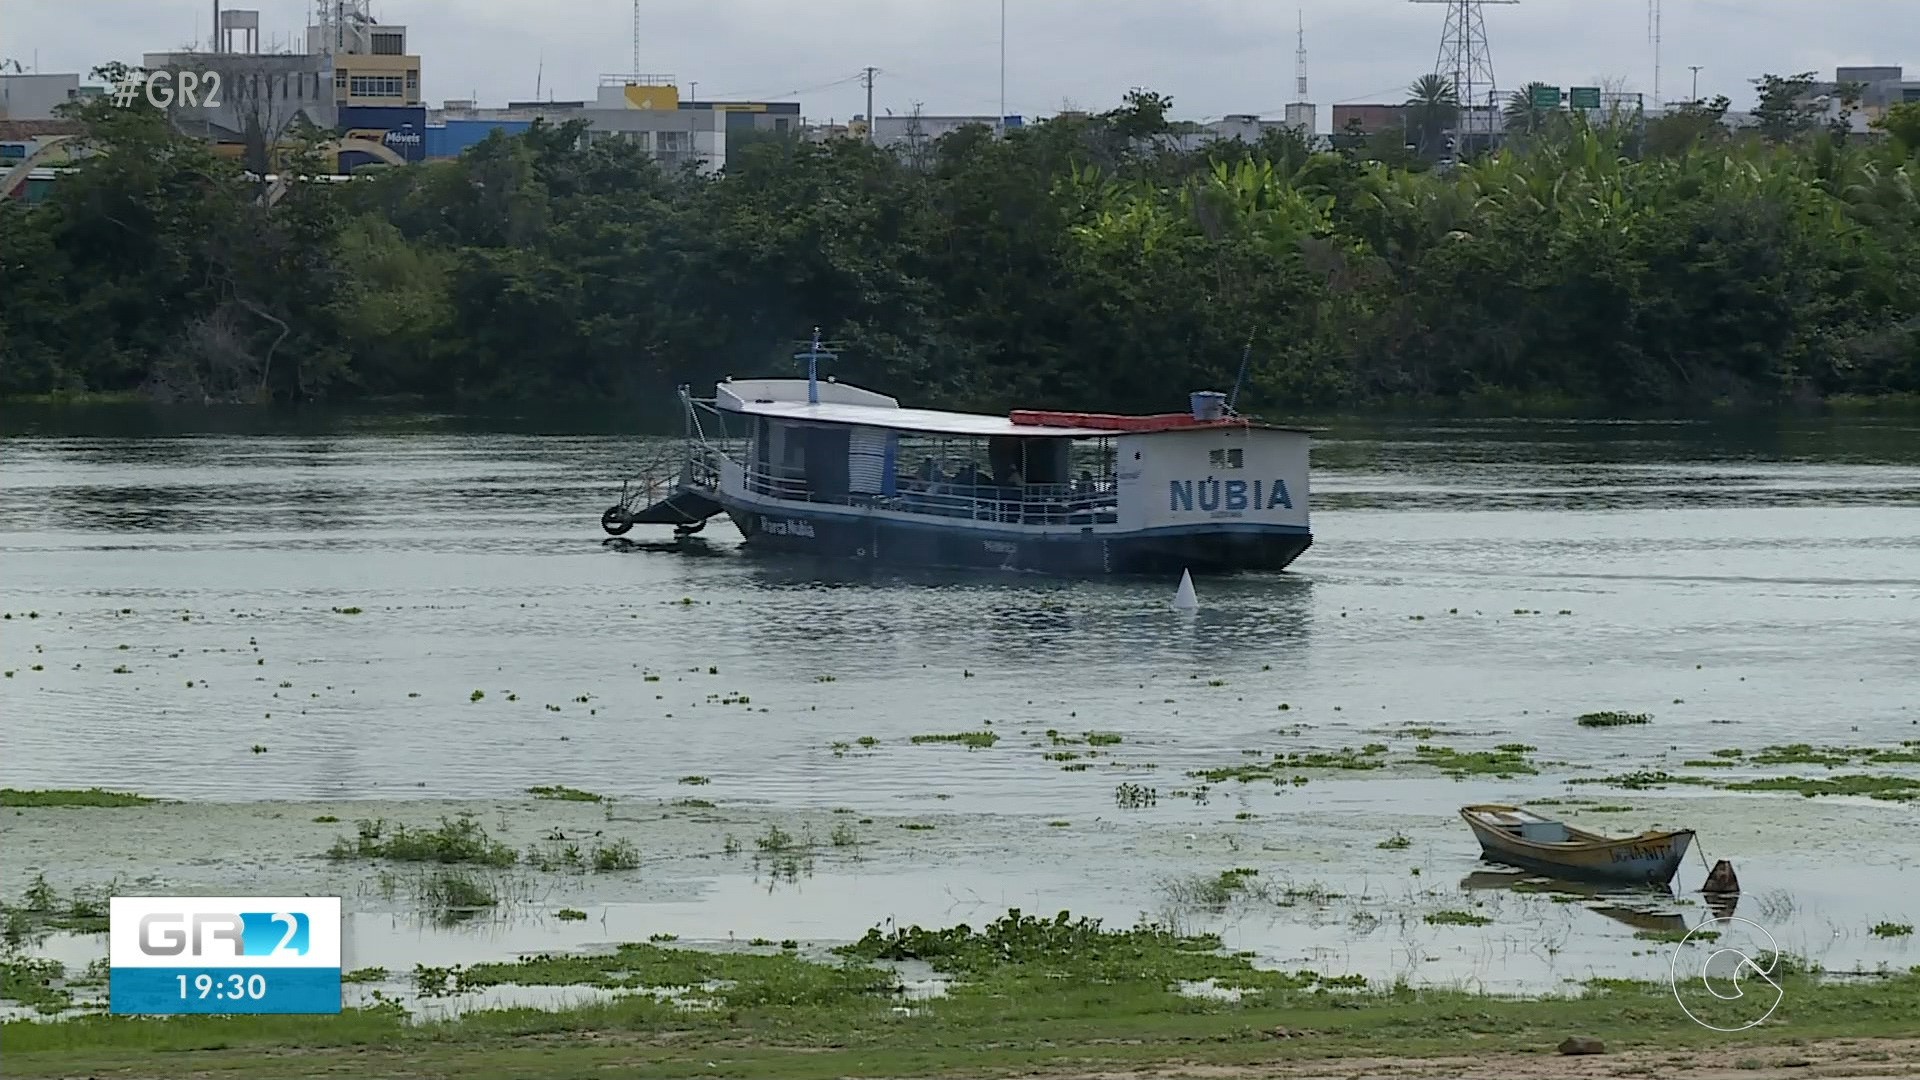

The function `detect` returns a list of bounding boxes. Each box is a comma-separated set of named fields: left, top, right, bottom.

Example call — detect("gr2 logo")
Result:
left=137, top=912, right=311, bottom=958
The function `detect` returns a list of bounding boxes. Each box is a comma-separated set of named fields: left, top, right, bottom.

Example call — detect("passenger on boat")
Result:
left=995, top=466, right=1025, bottom=522
left=951, top=463, right=987, bottom=491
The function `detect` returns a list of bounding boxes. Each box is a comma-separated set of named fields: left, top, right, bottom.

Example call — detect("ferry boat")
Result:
left=599, top=346, right=1312, bottom=576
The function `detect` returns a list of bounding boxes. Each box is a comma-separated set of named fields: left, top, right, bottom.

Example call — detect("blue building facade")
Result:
left=424, top=118, right=534, bottom=160
left=337, top=104, right=427, bottom=169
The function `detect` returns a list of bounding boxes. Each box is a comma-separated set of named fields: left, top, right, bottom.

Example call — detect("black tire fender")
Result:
left=601, top=505, right=635, bottom=536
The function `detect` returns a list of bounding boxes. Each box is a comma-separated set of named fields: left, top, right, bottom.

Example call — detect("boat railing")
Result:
left=686, top=445, right=727, bottom=491
left=741, top=463, right=1119, bottom=525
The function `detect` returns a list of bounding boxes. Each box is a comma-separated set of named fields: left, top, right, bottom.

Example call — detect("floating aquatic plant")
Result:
left=328, top=814, right=516, bottom=867
left=1577, top=711, right=1653, bottom=728
left=592, top=839, right=640, bottom=871
left=0, top=787, right=153, bottom=803
left=1424, top=910, right=1492, bottom=927
left=911, top=731, right=998, bottom=749
left=528, top=785, right=603, bottom=802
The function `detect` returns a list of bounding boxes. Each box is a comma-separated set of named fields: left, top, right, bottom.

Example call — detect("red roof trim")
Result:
left=1008, top=409, right=1248, bottom=432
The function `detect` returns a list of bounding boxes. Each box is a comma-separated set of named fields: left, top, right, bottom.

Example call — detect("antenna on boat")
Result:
left=1226, top=328, right=1256, bottom=416
left=794, top=327, right=838, bottom=405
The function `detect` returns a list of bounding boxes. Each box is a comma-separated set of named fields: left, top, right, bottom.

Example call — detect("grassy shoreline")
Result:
left=8, top=905, right=1919, bottom=1079
left=6, top=969, right=1917, bottom=1079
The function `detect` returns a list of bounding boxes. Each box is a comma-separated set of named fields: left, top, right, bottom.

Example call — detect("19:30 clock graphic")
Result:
left=109, top=897, right=343, bottom=1015
left=180, top=972, right=272, bottom=1002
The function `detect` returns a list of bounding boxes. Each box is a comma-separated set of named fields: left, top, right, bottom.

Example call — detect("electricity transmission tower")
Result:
left=1409, top=0, right=1518, bottom=150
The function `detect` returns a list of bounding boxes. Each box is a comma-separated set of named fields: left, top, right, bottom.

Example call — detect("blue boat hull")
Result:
left=722, top=502, right=1311, bottom=576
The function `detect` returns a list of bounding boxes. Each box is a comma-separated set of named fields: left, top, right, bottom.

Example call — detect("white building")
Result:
left=0, top=73, right=85, bottom=120
left=870, top=113, right=1022, bottom=149
left=431, top=79, right=801, bottom=173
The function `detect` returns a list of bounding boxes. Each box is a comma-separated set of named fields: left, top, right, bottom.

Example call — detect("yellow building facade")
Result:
left=333, top=52, right=421, bottom=108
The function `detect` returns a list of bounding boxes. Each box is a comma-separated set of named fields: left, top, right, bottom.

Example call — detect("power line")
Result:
left=696, top=70, right=870, bottom=104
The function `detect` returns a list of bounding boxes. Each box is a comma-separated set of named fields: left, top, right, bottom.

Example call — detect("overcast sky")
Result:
left=3, top=1, right=1914, bottom=130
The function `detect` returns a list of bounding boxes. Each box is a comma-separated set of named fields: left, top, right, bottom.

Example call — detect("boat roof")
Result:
left=713, top=378, right=1311, bottom=437
left=727, top=399, right=1111, bottom=438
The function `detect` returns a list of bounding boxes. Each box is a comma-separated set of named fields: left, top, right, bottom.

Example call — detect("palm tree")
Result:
left=1405, top=74, right=1459, bottom=159
left=1504, top=82, right=1558, bottom=138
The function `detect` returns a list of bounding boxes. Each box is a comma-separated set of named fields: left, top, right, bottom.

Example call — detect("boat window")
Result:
left=740, top=428, right=1121, bottom=527
left=1208, top=448, right=1244, bottom=469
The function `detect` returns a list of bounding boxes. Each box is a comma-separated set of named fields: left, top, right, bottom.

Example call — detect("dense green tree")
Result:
left=3, top=71, right=1917, bottom=413
left=1503, top=83, right=1559, bottom=138
left=1404, top=75, right=1459, bottom=159
left=1752, top=72, right=1824, bottom=144
left=1643, top=95, right=1732, bottom=158
left=1871, top=101, right=1920, bottom=155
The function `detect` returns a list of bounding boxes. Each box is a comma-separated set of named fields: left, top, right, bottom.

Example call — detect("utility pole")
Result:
left=1688, top=64, right=1702, bottom=103
left=998, top=0, right=1007, bottom=134
left=862, top=66, right=877, bottom=144
left=689, top=80, right=697, bottom=105
left=1649, top=0, right=1662, bottom=105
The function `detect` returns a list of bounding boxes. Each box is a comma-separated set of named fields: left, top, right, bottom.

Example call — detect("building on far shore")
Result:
left=424, top=77, right=801, bottom=173
left=0, top=73, right=97, bottom=121
left=869, top=113, right=1023, bottom=148
left=137, top=1, right=422, bottom=170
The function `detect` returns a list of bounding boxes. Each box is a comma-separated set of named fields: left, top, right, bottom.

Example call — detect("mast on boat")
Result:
left=794, top=327, right=836, bottom=405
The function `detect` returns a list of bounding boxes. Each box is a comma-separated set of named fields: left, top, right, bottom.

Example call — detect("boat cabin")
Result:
left=689, top=378, right=1311, bottom=533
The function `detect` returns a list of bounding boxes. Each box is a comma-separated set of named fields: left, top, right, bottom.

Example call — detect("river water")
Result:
left=3, top=405, right=1919, bottom=1000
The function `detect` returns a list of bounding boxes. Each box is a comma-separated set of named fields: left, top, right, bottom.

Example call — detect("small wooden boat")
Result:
left=1459, top=804, right=1694, bottom=886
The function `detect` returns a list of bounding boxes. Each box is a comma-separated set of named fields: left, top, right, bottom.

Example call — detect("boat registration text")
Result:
left=1609, top=843, right=1673, bottom=863
left=759, top=516, right=816, bottom=538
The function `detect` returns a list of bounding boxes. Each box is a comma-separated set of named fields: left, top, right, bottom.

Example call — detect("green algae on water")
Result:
left=911, top=731, right=998, bottom=749
left=1577, top=712, right=1652, bottom=728
left=1724, top=774, right=1920, bottom=802
left=0, top=788, right=155, bottom=808
left=1414, top=744, right=1536, bottom=777
left=527, top=785, right=604, bottom=802
left=1424, top=910, right=1493, bottom=926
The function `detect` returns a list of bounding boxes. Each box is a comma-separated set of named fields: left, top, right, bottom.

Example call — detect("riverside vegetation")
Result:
left=5, top=908, right=1919, bottom=1079
left=2, top=67, right=1918, bottom=410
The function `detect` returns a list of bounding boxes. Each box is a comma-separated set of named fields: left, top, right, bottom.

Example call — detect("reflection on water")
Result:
left=1459, top=869, right=1705, bottom=935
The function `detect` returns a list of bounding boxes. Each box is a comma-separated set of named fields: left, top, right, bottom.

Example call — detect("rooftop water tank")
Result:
left=1189, top=390, right=1226, bottom=422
